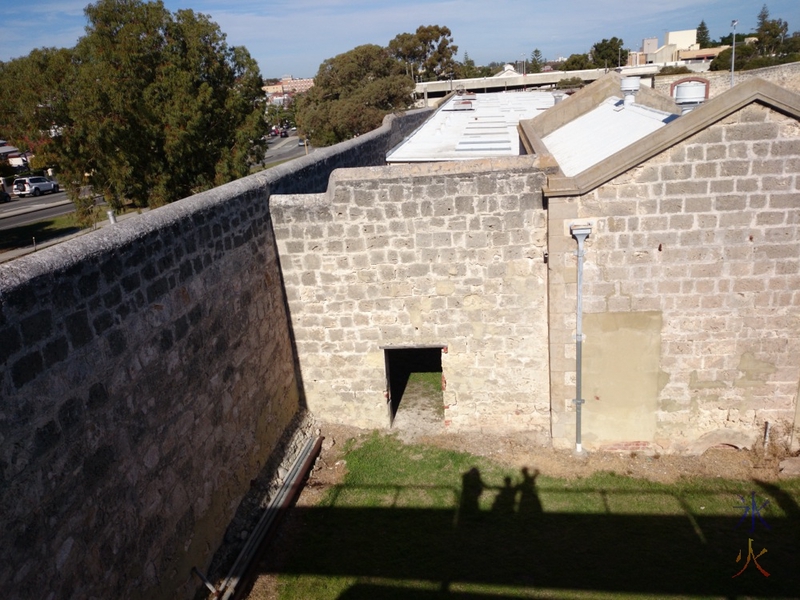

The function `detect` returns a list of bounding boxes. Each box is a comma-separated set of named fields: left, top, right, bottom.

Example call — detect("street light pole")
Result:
left=730, top=19, right=738, bottom=88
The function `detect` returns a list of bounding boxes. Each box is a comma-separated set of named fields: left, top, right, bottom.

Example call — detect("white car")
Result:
left=13, top=176, right=59, bottom=197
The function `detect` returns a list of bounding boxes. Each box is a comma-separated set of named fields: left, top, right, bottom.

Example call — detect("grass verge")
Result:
left=265, top=434, right=800, bottom=600
left=0, top=213, right=83, bottom=252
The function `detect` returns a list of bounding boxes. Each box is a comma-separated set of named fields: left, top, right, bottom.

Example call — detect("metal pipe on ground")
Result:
left=195, top=434, right=323, bottom=600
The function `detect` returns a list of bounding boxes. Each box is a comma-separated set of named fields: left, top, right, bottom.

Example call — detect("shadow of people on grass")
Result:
left=457, top=466, right=544, bottom=530
left=517, top=467, right=543, bottom=522
left=456, top=467, right=485, bottom=525
left=491, top=476, right=517, bottom=516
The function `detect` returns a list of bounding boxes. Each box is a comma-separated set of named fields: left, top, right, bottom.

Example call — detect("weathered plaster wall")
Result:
left=271, top=159, right=551, bottom=434
left=0, top=108, right=433, bottom=600
left=548, top=103, right=800, bottom=453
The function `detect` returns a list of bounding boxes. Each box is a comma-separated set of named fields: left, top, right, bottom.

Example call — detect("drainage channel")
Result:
left=194, top=435, right=323, bottom=599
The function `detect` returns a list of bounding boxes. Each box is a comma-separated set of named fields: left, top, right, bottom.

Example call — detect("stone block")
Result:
left=665, top=181, right=709, bottom=196
left=719, top=160, right=750, bottom=177
left=771, top=139, right=800, bottom=156
left=724, top=122, right=780, bottom=142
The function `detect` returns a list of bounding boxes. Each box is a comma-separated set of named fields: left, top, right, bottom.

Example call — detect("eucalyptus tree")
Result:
left=295, top=44, right=413, bottom=147
left=389, top=25, right=459, bottom=81
left=0, top=0, right=268, bottom=220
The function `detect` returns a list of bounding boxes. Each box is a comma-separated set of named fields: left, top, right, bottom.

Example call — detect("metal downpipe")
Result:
left=571, top=224, right=592, bottom=455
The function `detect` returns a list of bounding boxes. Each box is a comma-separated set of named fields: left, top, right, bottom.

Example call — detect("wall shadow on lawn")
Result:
left=257, top=474, right=799, bottom=599
left=0, top=219, right=80, bottom=251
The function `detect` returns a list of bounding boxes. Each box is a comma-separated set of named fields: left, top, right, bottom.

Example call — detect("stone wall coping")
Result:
left=0, top=175, right=269, bottom=291
left=328, top=155, right=542, bottom=184
left=544, top=77, right=800, bottom=197
left=0, top=108, right=433, bottom=292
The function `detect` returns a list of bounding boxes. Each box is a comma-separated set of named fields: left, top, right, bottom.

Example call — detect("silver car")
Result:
left=13, top=176, right=59, bottom=197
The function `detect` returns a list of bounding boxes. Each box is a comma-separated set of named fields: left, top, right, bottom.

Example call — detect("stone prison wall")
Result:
left=547, top=102, right=800, bottom=454
left=0, top=108, right=432, bottom=600
left=270, top=158, right=552, bottom=435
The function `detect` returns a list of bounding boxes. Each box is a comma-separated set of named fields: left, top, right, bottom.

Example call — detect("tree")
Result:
left=295, top=44, right=413, bottom=147
left=562, top=53, right=592, bottom=71
left=0, top=0, right=267, bottom=219
left=590, top=37, right=627, bottom=68
left=389, top=25, right=458, bottom=81
left=755, top=4, right=789, bottom=56
left=0, top=47, right=75, bottom=165
left=530, top=49, right=544, bottom=73
left=456, top=52, right=485, bottom=79
left=697, top=20, right=711, bottom=48
left=708, top=44, right=758, bottom=71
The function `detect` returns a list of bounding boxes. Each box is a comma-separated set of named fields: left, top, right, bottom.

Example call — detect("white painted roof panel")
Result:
left=541, top=96, right=678, bottom=177
left=386, top=91, right=554, bottom=163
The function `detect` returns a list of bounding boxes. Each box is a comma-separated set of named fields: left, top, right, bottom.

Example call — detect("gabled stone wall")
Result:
left=271, top=159, right=551, bottom=434
left=548, top=103, right=800, bottom=453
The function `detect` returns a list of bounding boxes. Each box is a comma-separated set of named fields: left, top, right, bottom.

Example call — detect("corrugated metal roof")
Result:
left=386, top=91, right=554, bottom=163
left=541, top=96, right=678, bottom=176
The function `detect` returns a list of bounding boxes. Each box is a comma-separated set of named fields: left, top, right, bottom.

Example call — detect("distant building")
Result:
left=262, top=76, right=315, bottom=98
left=631, top=30, right=711, bottom=65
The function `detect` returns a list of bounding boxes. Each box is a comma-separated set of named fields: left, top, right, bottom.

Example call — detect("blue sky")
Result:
left=2, top=1, right=798, bottom=78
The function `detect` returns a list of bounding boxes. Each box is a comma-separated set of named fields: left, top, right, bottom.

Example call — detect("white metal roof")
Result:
left=541, top=96, right=678, bottom=176
left=386, top=91, right=554, bottom=163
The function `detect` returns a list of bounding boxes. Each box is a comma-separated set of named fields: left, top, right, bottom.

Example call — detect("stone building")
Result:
left=273, top=73, right=800, bottom=454
left=525, top=75, right=800, bottom=453
left=1, top=70, right=799, bottom=599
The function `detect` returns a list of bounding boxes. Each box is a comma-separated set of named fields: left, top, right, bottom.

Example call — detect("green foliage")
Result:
left=756, top=4, right=789, bottom=56
left=556, top=76, right=584, bottom=89
left=455, top=53, right=497, bottom=79
left=295, top=44, right=413, bottom=147
left=657, top=65, right=693, bottom=76
left=529, top=48, right=544, bottom=73
left=388, top=25, right=459, bottom=81
left=0, top=0, right=267, bottom=216
left=562, top=53, right=592, bottom=71
left=709, top=44, right=757, bottom=71
left=697, top=20, right=711, bottom=48
left=590, top=37, right=628, bottom=68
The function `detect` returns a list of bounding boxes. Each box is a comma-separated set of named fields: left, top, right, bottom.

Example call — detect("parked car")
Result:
left=0, top=188, right=10, bottom=203
left=12, top=176, right=59, bottom=197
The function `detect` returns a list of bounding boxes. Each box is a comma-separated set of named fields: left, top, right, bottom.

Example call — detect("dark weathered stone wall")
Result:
left=0, top=108, right=432, bottom=600
left=0, top=180, right=300, bottom=599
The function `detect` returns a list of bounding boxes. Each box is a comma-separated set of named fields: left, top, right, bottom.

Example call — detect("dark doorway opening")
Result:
left=384, top=346, right=444, bottom=427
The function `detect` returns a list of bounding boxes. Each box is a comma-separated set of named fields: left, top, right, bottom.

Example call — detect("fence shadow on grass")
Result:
left=255, top=469, right=800, bottom=599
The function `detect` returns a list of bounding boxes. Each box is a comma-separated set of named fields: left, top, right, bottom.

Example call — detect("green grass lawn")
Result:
left=0, top=214, right=83, bottom=252
left=267, top=434, right=800, bottom=600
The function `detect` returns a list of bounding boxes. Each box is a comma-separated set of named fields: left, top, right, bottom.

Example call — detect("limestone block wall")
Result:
left=271, top=159, right=551, bottom=434
left=0, top=179, right=301, bottom=600
left=0, top=107, right=434, bottom=600
left=548, top=103, right=800, bottom=453
left=653, top=62, right=800, bottom=99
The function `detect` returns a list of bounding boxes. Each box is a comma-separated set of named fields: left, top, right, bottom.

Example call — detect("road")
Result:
left=0, top=191, right=76, bottom=230
left=262, top=132, right=314, bottom=167
left=0, top=135, right=313, bottom=231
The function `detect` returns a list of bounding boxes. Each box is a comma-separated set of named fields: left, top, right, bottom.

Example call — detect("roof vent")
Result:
left=674, top=82, right=706, bottom=114
left=621, top=77, right=640, bottom=106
